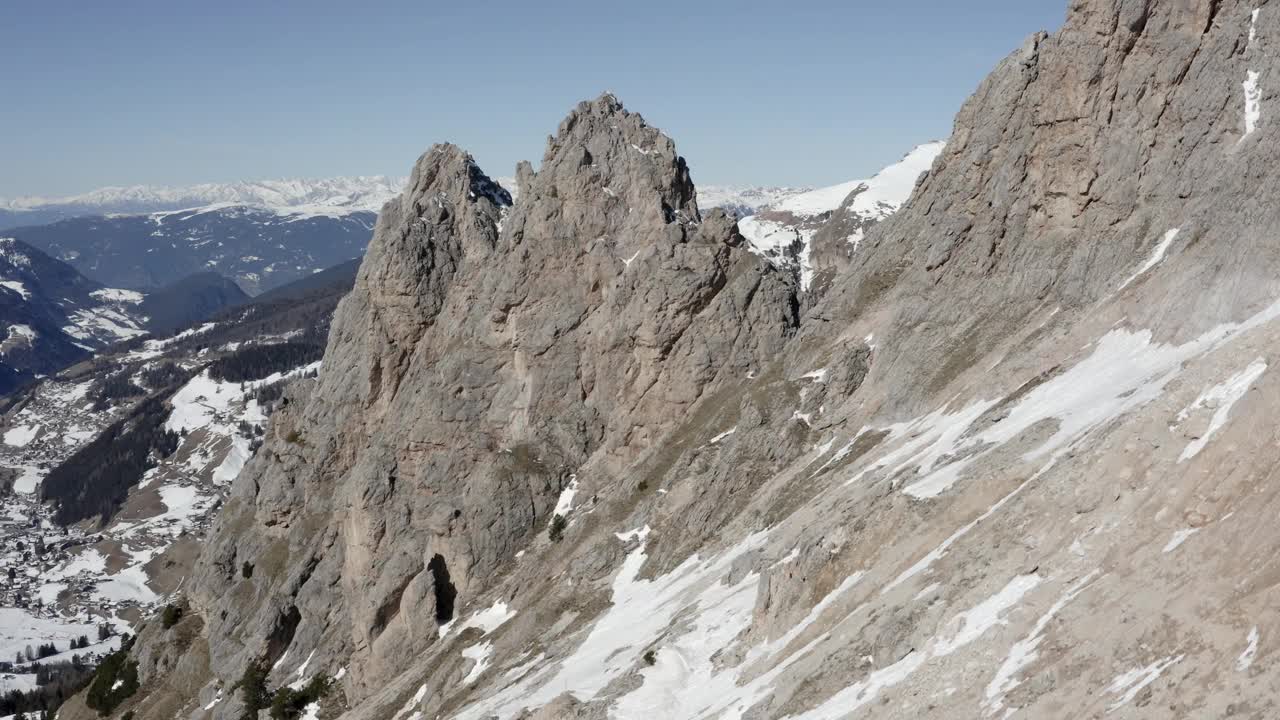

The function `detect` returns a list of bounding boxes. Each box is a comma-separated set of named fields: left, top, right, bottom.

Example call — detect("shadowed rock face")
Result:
left=79, top=2, right=1280, bottom=719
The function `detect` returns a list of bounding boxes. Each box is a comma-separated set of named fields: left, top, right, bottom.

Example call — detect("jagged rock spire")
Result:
left=114, top=93, right=797, bottom=720
left=506, top=93, right=701, bottom=257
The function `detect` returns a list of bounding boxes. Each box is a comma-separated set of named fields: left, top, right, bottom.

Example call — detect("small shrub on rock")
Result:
left=548, top=514, right=567, bottom=542
left=237, top=658, right=271, bottom=720
left=269, top=674, right=331, bottom=720
left=85, top=649, right=139, bottom=715
left=161, top=603, right=183, bottom=629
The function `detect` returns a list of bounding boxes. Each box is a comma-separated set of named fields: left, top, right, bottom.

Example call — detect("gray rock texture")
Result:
left=78, top=2, right=1280, bottom=719
left=84, top=93, right=801, bottom=720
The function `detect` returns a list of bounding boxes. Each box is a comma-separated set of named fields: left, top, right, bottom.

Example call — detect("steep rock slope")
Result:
left=88, top=2, right=1280, bottom=719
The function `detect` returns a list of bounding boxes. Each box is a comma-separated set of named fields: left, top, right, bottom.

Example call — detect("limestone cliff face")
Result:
left=102, top=94, right=799, bottom=720
left=812, top=0, right=1280, bottom=412
left=87, top=2, right=1280, bottom=719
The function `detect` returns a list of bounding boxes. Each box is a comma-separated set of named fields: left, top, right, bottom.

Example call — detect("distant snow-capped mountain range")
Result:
left=1, top=175, right=812, bottom=229
left=0, top=176, right=407, bottom=227
left=0, top=178, right=401, bottom=294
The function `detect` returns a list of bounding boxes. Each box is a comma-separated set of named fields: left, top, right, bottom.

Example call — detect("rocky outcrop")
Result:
left=99, top=94, right=799, bottom=720
left=91, top=2, right=1280, bottom=719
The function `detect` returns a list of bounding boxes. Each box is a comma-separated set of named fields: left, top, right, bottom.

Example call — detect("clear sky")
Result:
left=2, top=0, right=1066, bottom=198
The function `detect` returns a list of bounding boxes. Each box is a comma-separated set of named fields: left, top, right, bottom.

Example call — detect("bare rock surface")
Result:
left=84, top=2, right=1280, bottom=719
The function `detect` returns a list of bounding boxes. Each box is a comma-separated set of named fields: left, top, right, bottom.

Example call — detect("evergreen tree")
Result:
left=238, top=658, right=271, bottom=720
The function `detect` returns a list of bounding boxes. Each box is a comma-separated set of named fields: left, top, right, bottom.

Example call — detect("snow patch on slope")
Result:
left=767, top=143, right=942, bottom=220
left=1162, top=528, right=1199, bottom=553
left=1105, top=655, right=1183, bottom=712
left=1238, top=626, right=1260, bottom=671
left=842, top=298, right=1280, bottom=503
left=552, top=477, right=580, bottom=518
left=737, top=216, right=815, bottom=288
left=788, top=574, right=1042, bottom=719
left=1176, top=358, right=1266, bottom=461
left=0, top=281, right=30, bottom=299
left=842, top=141, right=946, bottom=221
left=90, top=288, right=144, bottom=304
left=3, top=425, right=39, bottom=447
left=984, top=571, right=1099, bottom=716
left=453, top=531, right=768, bottom=719
left=440, top=600, right=517, bottom=640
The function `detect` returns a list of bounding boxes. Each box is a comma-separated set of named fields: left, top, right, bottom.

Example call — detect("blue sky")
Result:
left=2, top=1, right=1065, bottom=197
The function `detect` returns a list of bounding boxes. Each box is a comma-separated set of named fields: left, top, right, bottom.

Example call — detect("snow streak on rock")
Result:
left=1105, top=655, right=1183, bottom=712
left=839, top=298, right=1280, bottom=504
left=1176, top=358, right=1266, bottom=461
left=1243, top=70, right=1263, bottom=138
left=453, top=532, right=768, bottom=719
left=1118, top=228, right=1180, bottom=289
left=1237, top=626, right=1260, bottom=671
left=984, top=571, right=1100, bottom=715
left=789, top=575, right=1042, bottom=719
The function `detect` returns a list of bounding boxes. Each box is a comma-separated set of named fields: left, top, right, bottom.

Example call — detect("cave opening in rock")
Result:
left=428, top=553, right=457, bottom=624
left=265, top=606, right=302, bottom=667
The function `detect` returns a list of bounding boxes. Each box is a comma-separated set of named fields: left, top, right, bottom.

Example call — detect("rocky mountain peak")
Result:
left=99, top=93, right=801, bottom=719
left=399, top=143, right=511, bottom=225
left=342, top=143, right=510, bottom=418
left=509, top=93, right=700, bottom=256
